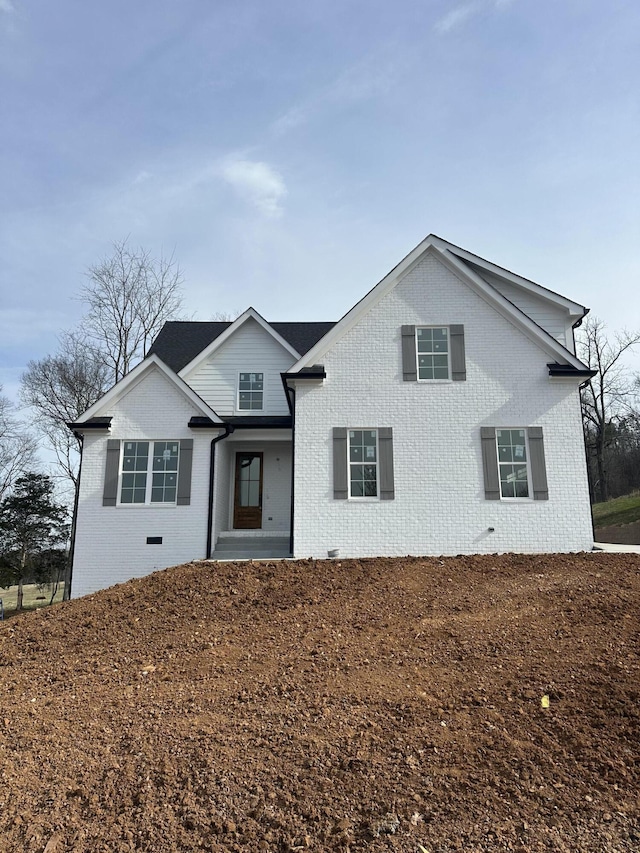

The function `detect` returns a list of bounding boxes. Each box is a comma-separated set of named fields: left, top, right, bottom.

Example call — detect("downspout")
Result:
left=206, top=425, right=234, bottom=559
left=578, top=376, right=597, bottom=545
left=66, top=431, right=84, bottom=600
left=289, top=387, right=296, bottom=557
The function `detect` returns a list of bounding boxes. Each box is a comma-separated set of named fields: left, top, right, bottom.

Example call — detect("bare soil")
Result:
left=595, top=521, right=640, bottom=546
left=0, top=552, right=638, bottom=853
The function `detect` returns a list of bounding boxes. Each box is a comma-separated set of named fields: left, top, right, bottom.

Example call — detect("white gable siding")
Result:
left=183, top=318, right=296, bottom=416
left=293, top=253, right=592, bottom=559
left=72, top=367, right=214, bottom=598
left=468, top=266, right=573, bottom=350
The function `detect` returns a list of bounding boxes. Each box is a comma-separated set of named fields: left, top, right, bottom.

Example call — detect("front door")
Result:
left=233, top=452, right=263, bottom=529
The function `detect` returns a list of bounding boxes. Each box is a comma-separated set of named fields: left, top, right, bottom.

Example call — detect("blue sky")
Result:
left=2, top=0, right=639, bottom=401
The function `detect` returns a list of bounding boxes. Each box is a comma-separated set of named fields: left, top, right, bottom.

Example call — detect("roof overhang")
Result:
left=67, top=416, right=113, bottom=431
left=547, top=363, right=597, bottom=379
left=188, top=415, right=292, bottom=429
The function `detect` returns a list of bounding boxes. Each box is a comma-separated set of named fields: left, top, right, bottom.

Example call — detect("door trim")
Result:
left=233, top=451, right=263, bottom=529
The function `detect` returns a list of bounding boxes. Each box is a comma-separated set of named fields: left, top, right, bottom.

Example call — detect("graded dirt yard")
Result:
left=0, top=553, right=638, bottom=852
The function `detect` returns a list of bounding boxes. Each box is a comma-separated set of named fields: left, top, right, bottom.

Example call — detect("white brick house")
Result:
left=69, top=235, right=595, bottom=598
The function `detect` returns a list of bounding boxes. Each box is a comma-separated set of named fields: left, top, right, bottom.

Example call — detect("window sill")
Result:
left=116, top=503, right=178, bottom=508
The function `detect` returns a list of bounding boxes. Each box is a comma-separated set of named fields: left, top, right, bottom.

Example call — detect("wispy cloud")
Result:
left=221, top=159, right=287, bottom=218
left=434, top=0, right=515, bottom=34
left=0, top=0, right=15, bottom=13
left=271, top=52, right=399, bottom=137
left=435, top=2, right=480, bottom=34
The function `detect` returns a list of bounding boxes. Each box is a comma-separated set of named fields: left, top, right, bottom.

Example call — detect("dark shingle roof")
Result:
left=148, top=320, right=336, bottom=373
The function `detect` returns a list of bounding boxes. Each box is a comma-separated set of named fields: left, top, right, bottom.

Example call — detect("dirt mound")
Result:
left=1, top=552, right=638, bottom=852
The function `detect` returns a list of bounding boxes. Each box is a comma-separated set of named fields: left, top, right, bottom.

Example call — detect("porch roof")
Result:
left=189, top=415, right=292, bottom=429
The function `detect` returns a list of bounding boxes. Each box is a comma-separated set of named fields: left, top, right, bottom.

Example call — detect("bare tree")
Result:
left=577, top=316, right=640, bottom=503
left=0, top=389, right=37, bottom=501
left=22, top=336, right=109, bottom=601
left=21, top=333, right=109, bottom=491
left=78, top=238, right=184, bottom=382
left=209, top=310, right=240, bottom=322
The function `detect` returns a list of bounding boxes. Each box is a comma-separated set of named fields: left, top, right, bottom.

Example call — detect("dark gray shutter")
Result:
left=177, top=439, right=193, bottom=505
left=528, top=427, right=549, bottom=500
left=401, top=325, right=417, bottom=381
left=103, top=439, right=120, bottom=506
left=333, top=428, right=348, bottom=499
left=450, top=324, right=466, bottom=381
left=378, top=427, right=395, bottom=500
left=481, top=427, right=500, bottom=500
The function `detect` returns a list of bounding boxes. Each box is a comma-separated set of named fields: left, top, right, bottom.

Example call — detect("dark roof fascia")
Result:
left=188, top=417, right=226, bottom=429
left=188, top=415, right=292, bottom=429
left=547, top=363, right=596, bottom=379
left=281, top=366, right=326, bottom=381
left=227, top=416, right=292, bottom=429
left=67, top=417, right=113, bottom=431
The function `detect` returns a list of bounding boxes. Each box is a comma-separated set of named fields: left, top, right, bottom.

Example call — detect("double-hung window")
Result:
left=416, top=327, right=450, bottom=380
left=238, top=372, right=264, bottom=410
left=333, top=427, right=394, bottom=500
left=120, top=440, right=179, bottom=504
left=481, top=426, right=548, bottom=501
left=496, top=429, right=530, bottom=498
left=348, top=430, right=378, bottom=498
left=401, top=324, right=466, bottom=382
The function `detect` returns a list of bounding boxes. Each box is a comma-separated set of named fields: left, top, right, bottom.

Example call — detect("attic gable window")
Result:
left=401, top=325, right=466, bottom=382
left=417, top=327, right=449, bottom=380
left=238, top=372, right=264, bottom=410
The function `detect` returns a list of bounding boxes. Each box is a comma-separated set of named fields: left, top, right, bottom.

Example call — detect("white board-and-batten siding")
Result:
left=183, top=317, right=296, bottom=416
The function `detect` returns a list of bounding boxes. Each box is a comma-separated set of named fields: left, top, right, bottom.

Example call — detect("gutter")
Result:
left=206, top=425, right=235, bottom=559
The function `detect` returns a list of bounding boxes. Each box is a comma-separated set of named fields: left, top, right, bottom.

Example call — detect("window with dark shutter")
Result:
left=401, top=326, right=417, bottom=381
left=333, top=428, right=348, bottom=499
left=103, top=439, right=121, bottom=506
left=482, top=426, right=549, bottom=500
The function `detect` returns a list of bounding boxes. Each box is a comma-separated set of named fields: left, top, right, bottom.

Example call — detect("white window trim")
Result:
left=347, top=428, right=379, bottom=500
left=117, top=440, right=181, bottom=507
left=496, top=428, right=533, bottom=501
left=415, top=325, right=451, bottom=382
left=236, top=370, right=266, bottom=413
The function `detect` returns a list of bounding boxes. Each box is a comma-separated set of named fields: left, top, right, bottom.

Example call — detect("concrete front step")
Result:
left=213, top=536, right=291, bottom=560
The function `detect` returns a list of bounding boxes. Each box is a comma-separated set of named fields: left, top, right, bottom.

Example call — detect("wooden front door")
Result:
left=233, top=452, right=263, bottom=529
